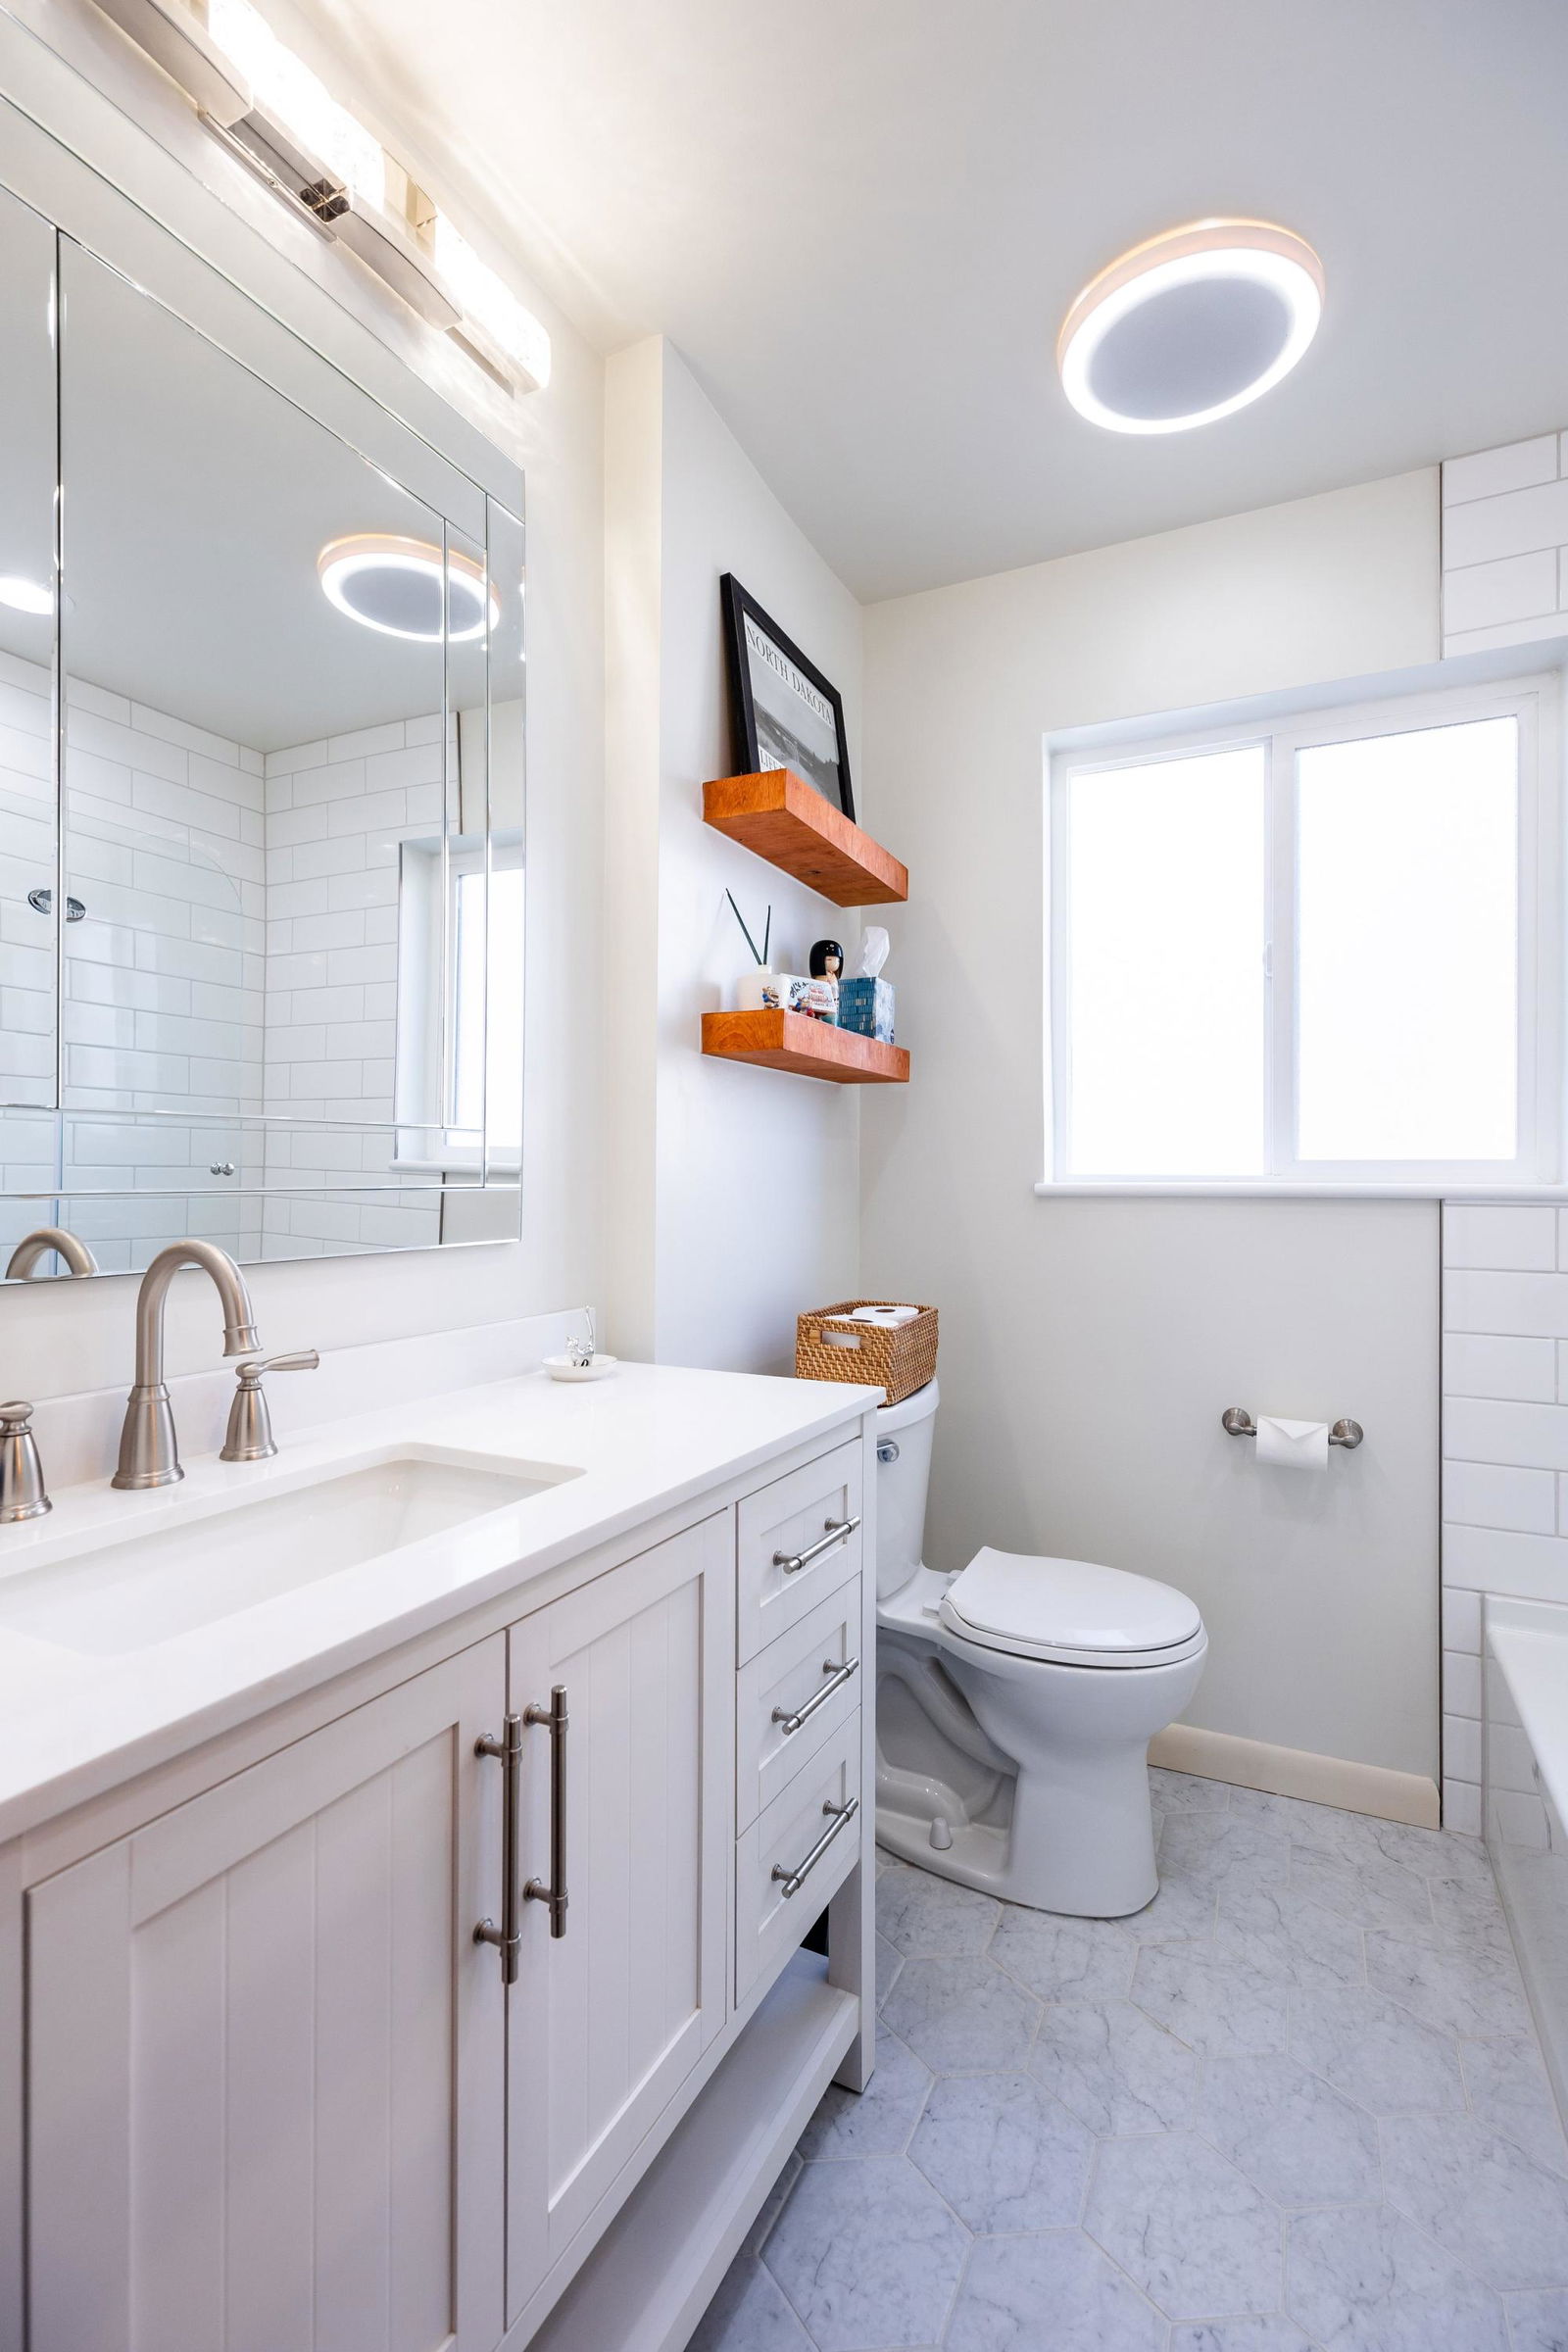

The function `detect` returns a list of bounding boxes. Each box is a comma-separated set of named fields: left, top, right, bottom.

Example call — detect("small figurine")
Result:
left=808, top=940, right=845, bottom=982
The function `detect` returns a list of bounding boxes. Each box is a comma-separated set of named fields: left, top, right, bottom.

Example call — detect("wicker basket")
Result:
left=795, top=1298, right=938, bottom=1405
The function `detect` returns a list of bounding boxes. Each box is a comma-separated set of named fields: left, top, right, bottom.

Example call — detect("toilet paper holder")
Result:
left=1222, top=1406, right=1363, bottom=1449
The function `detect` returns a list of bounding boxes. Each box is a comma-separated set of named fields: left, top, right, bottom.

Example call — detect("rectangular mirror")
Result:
left=0, top=199, right=523, bottom=1278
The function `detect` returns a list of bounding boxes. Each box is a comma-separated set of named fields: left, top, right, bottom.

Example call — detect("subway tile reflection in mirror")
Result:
left=0, top=181, right=524, bottom=1276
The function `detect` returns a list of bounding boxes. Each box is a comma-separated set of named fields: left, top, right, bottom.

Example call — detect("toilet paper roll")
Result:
left=1255, top=1415, right=1330, bottom=1471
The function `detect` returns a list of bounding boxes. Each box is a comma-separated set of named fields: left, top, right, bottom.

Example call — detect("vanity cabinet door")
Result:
left=505, top=1512, right=735, bottom=2331
left=26, top=1640, right=508, bottom=2352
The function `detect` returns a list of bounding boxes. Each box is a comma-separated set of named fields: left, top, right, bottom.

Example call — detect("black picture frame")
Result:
left=720, top=572, right=855, bottom=822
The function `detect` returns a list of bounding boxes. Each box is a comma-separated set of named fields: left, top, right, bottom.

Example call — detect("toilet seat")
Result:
left=939, top=1545, right=1205, bottom=1670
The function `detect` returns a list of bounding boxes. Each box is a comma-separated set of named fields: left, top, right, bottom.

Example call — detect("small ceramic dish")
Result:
left=543, top=1352, right=619, bottom=1383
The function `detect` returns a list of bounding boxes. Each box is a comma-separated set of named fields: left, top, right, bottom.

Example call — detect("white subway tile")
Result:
left=265, top=738, right=328, bottom=777
left=65, top=678, right=131, bottom=724
left=1444, top=1716, right=1483, bottom=1782
left=1444, top=1458, right=1555, bottom=1532
left=1444, top=1649, right=1483, bottom=1718
left=265, top=803, right=330, bottom=849
left=327, top=722, right=405, bottom=763
left=1445, top=1269, right=1568, bottom=1337
left=323, top=942, right=395, bottom=986
left=290, top=910, right=366, bottom=955
left=1445, top=1334, right=1556, bottom=1401
left=1444, top=435, right=1560, bottom=506
left=291, top=758, right=368, bottom=809
left=1443, top=549, right=1559, bottom=635
left=290, top=835, right=366, bottom=881
left=1442, top=1781, right=1483, bottom=1838
left=1445, top=1206, right=1557, bottom=1271
left=327, top=787, right=409, bottom=838
left=1443, top=1521, right=1568, bottom=1601
left=269, top=878, right=328, bottom=921
left=366, top=742, right=442, bottom=792
left=1490, top=1720, right=1541, bottom=1795
left=1441, top=614, right=1562, bottom=660
left=1446, top=1396, right=1568, bottom=1470
left=1443, top=476, right=1568, bottom=566
left=1493, top=1788, right=1550, bottom=1848
left=327, top=867, right=398, bottom=914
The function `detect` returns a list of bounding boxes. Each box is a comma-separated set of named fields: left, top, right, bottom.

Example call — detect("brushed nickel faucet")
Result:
left=113, top=1240, right=262, bottom=1491
left=6, top=1226, right=99, bottom=1280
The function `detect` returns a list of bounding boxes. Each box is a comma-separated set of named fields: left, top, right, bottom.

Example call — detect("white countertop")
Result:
left=0, top=1360, right=879, bottom=1843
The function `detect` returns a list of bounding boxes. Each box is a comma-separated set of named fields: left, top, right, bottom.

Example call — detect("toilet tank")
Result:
left=874, top=1377, right=939, bottom=1599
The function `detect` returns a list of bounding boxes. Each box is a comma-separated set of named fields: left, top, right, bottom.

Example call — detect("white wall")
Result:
left=605, top=337, right=863, bottom=1374
left=0, top=4, right=605, bottom=1401
left=861, top=469, right=1446, bottom=1784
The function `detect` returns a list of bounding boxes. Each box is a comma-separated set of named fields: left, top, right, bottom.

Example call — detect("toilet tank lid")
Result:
left=946, top=1545, right=1201, bottom=1656
left=877, top=1377, right=939, bottom=1432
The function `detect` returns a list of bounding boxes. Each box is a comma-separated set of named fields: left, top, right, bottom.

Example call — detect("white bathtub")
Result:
left=1486, top=1595, right=1568, bottom=2115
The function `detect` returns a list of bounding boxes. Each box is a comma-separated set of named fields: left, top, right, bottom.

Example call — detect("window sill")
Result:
left=1035, top=1179, right=1568, bottom=1200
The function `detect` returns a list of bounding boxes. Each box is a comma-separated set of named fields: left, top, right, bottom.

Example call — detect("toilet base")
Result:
left=874, top=1756, right=1157, bottom=1917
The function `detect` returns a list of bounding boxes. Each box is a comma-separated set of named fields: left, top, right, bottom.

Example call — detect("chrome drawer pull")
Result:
left=523, top=1685, right=569, bottom=1938
left=772, top=1656, right=859, bottom=1736
left=771, top=1796, right=859, bottom=1898
left=774, top=1514, right=860, bottom=1576
left=473, top=1713, right=524, bottom=1983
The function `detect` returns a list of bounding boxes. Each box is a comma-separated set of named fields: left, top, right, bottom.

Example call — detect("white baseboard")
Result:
left=1149, top=1721, right=1442, bottom=1830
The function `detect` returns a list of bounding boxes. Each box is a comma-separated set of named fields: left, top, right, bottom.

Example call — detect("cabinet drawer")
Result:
left=736, top=1710, right=861, bottom=2005
left=737, top=1581, right=863, bottom=1832
left=737, top=1438, right=862, bottom=1664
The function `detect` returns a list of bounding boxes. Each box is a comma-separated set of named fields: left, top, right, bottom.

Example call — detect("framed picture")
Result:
left=720, top=573, right=855, bottom=822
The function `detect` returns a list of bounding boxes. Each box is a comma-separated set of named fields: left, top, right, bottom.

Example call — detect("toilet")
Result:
left=874, top=1380, right=1206, bottom=1917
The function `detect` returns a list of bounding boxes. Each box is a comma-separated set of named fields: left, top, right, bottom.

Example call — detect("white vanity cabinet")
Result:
left=26, top=1640, right=509, bottom=2352
left=6, top=1407, right=876, bottom=2352
left=504, top=1513, right=735, bottom=2330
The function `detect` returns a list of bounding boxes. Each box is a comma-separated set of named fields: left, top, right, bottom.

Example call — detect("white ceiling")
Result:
left=288, top=0, right=1568, bottom=602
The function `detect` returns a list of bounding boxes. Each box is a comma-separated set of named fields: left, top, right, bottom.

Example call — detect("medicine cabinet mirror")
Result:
left=0, top=164, right=524, bottom=1278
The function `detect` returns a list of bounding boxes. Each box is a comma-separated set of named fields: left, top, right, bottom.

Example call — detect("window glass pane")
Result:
left=1297, top=716, right=1518, bottom=1162
left=1065, top=748, right=1265, bottom=1174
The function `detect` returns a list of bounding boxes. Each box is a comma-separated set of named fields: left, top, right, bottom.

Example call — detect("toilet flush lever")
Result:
left=774, top=1515, right=860, bottom=1576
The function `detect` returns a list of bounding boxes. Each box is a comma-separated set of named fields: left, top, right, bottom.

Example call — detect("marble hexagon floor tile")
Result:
left=1380, top=2110, right=1568, bottom=2292
left=988, top=1906, right=1138, bottom=2002
left=698, top=1772, right=1568, bottom=2351
left=798, top=2027, right=933, bottom=2162
left=879, top=1954, right=1043, bottom=2074
left=1030, top=1993, right=1200, bottom=2133
left=1131, top=1936, right=1291, bottom=2056
left=1287, top=1983, right=1466, bottom=2116
left=1084, top=2130, right=1283, bottom=2321
left=1196, top=2049, right=1381, bottom=2207
left=944, top=2231, right=1167, bottom=2352
left=762, top=2156, right=968, bottom=2352
left=906, top=2070, right=1091, bottom=2231
left=1285, top=2202, right=1509, bottom=2352
left=875, top=1860, right=1003, bottom=1957
left=1364, top=1922, right=1533, bottom=2037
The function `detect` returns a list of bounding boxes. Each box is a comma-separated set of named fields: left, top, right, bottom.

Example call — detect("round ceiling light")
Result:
left=317, top=534, right=499, bottom=642
left=1057, top=219, right=1324, bottom=435
left=0, top=574, right=54, bottom=616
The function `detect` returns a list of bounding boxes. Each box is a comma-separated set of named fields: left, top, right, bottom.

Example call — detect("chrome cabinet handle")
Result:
left=772, top=1656, right=859, bottom=1736
left=523, top=1685, right=569, bottom=1938
left=773, top=1514, right=860, bottom=1576
left=771, top=1796, right=859, bottom=1898
left=473, top=1713, right=524, bottom=1983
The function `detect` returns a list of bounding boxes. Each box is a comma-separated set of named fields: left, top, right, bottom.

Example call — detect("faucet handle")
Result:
left=221, top=1349, right=318, bottom=1463
left=234, top=1349, right=320, bottom=1386
left=0, top=1402, right=49, bottom=1522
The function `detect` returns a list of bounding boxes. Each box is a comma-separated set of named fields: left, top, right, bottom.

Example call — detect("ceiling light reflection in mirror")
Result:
left=0, top=575, right=52, bottom=615
left=317, top=533, right=499, bottom=643
left=1057, top=219, right=1324, bottom=435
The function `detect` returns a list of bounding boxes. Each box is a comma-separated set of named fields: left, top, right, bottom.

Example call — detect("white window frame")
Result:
left=1045, top=675, right=1560, bottom=1192
left=392, top=834, right=522, bottom=1175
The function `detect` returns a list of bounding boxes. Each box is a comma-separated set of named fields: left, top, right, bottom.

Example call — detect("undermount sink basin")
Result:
left=0, top=1452, right=575, bottom=1656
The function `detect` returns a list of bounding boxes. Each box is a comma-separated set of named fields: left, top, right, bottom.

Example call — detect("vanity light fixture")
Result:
left=85, top=0, right=552, bottom=390
left=1056, top=219, right=1324, bottom=434
left=0, top=576, right=53, bottom=617
left=317, top=535, right=499, bottom=643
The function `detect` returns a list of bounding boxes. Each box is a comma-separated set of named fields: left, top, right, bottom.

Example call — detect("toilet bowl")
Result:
left=873, top=1380, right=1206, bottom=1917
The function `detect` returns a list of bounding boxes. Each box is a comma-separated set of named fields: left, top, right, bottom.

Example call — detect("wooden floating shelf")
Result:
left=703, top=769, right=908, bottom=907
left=702, top=1009, right=909, bottom=1085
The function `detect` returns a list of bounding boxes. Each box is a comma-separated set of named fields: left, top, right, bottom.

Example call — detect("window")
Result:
left=1048, top=681, right=1555, bottom=1186
left=395, top=837, right=523, bottom=1170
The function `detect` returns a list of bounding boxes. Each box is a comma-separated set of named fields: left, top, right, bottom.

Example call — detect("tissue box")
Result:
left=836, top=977, right=895, bottom=1042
